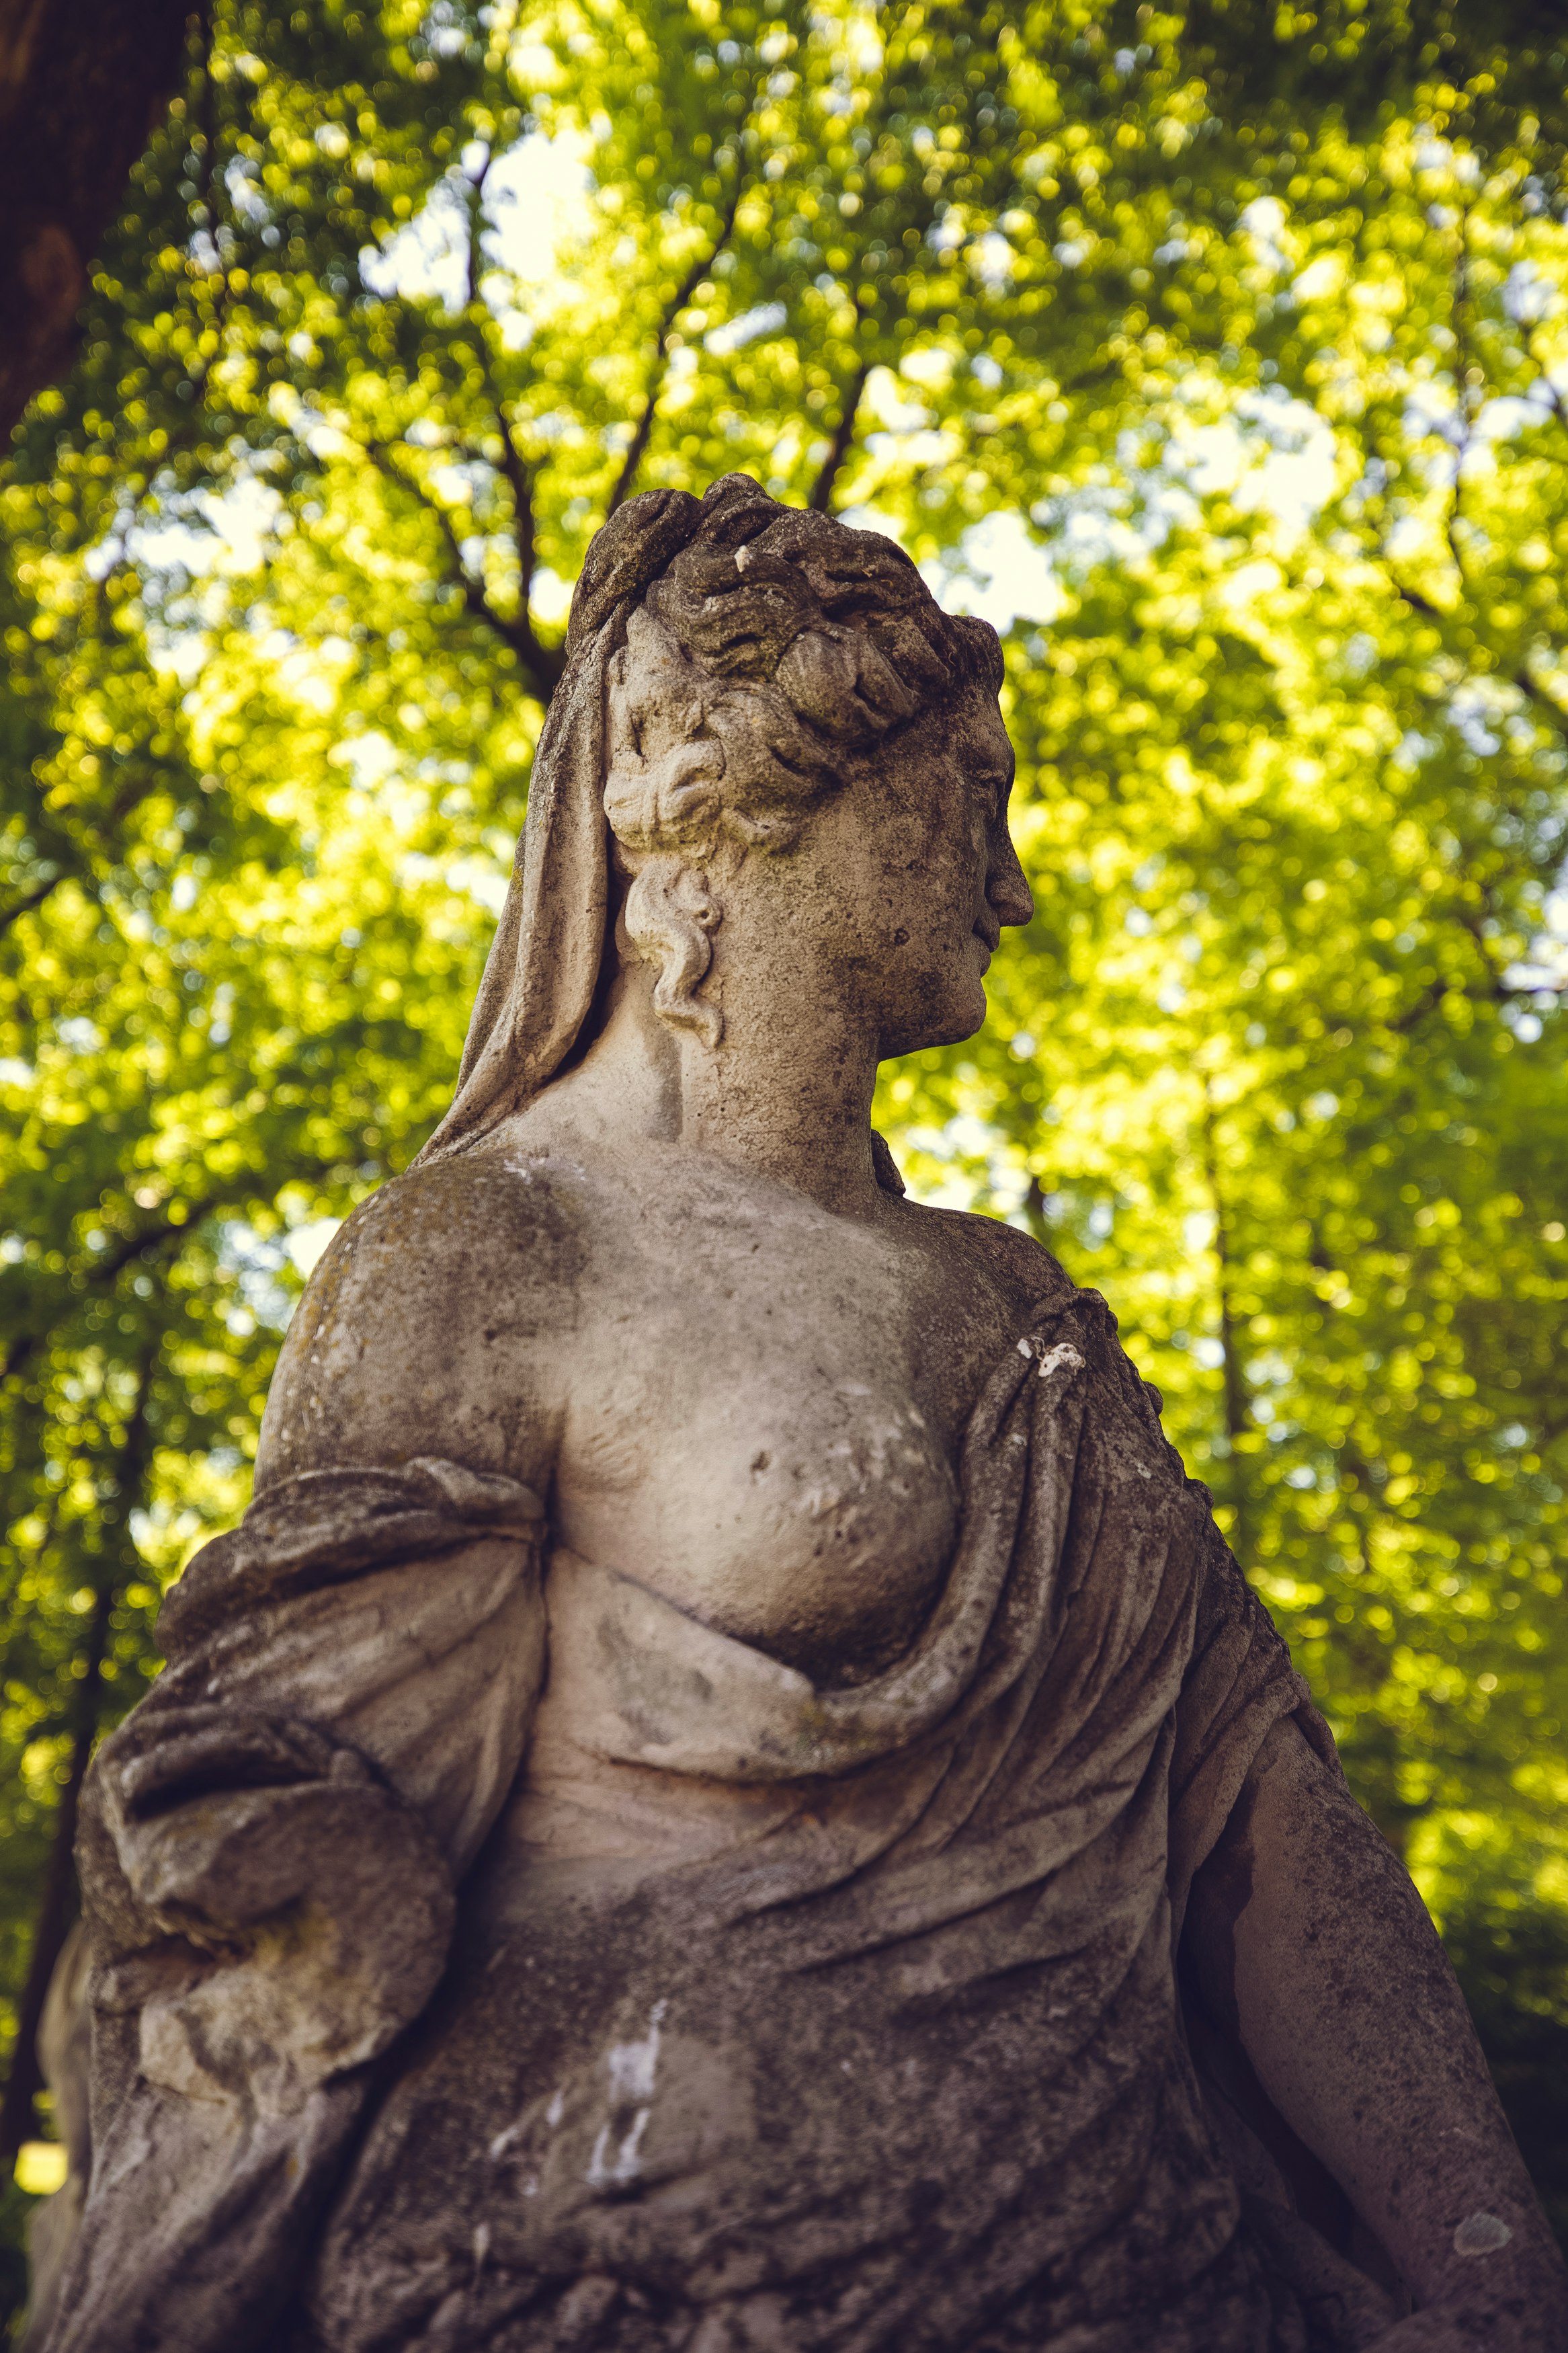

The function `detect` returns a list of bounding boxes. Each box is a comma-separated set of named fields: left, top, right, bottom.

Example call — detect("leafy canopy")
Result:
left=3, top=0, right=1568, bottom=2238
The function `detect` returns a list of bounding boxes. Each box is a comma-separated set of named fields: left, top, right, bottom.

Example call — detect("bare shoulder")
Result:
left=897, top=1197, right=1075, bottom=1323
left=256, top=1147, right=589, bottom=1492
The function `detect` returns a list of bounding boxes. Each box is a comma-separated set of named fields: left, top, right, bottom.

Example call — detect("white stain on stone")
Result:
left=1452, top=2210, right=1512, bottom=2257
left=586, top=1999, right=667, bottom=2190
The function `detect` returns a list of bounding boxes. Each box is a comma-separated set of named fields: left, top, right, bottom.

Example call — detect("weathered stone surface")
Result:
left=32, top=479, right=1568, bottom=2352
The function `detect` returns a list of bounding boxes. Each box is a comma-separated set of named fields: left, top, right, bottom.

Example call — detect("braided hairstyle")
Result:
left=593, top=474, right=1003, bottom=1047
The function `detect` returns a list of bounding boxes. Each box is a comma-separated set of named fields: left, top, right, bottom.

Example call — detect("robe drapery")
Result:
left=42, top=1290, right=1404, bottom=2353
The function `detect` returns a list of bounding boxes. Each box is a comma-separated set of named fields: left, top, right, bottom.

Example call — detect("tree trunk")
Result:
left=1201, top=1086, right=1254, bottom=1562
left=0, top=1351, right=155, bottom=2157
left=0, top=0, right=193, bottom=436
left=0, top=1581, right=112, bottom=2161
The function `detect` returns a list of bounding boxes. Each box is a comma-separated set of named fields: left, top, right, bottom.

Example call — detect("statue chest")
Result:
left=548, top=1221, right=978, bottom=1685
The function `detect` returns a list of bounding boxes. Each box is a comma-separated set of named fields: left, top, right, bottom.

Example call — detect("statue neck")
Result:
left=548, top=951, right=885, bottom=1218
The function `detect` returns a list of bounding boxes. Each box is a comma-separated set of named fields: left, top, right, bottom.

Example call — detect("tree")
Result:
left=3, top=0, right=1567, bottom=2307
left=0, top=0, right=194, bottom=434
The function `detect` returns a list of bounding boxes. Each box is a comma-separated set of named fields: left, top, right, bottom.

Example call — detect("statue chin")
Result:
left=884, top=979, right=991, bottom=1060
left=28, top=476, right=1563, bottom=2353
left=884, top=1008, right=985, bottom=1060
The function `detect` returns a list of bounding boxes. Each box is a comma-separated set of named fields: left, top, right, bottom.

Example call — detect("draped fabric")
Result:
left=414, top=478, right=755, bottom=1166
left=38, top=1464, right=548, bottom=2353
left=41, top=1292, right=1401, bottom=2353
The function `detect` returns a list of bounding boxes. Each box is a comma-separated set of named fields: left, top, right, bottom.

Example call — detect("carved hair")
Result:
left=602, top=482, right=1003, bottom=1045
left=416, top=477, right=1005, bottom=1168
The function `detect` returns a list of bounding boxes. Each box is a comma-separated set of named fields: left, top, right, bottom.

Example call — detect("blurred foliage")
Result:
left=3, top=0, right=1568, bottom=2312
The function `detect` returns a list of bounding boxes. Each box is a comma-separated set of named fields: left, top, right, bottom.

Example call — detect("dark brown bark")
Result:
left=1201, top=1086, right=1253, bottom=1559
left=0, top=1593, right=109, bottom=2159
left=0, top=0, right=192, bottom=437
left=606, top=179, right=744, bottom=517
left=807, top=360, right=869, bottom=514
left=0, top=1351, right=155, bottom=2157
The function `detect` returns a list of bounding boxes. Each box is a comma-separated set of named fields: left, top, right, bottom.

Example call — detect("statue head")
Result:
left=419, top=476, right=1029, bottom=1164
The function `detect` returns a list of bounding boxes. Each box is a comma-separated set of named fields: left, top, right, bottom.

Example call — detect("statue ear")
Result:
left=603, top=738, right=725, bottom=857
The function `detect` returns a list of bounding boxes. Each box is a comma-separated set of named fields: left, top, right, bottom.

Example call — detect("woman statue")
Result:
left=34, top=478, right=1565, bottom=2353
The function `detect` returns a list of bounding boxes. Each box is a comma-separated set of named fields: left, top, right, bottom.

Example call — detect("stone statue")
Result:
left=29, top=477, right=1567, bottom=2353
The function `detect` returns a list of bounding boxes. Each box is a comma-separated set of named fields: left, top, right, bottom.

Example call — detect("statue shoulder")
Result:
left=256, top=1151, right=587, bottom=1492
left=319, top=1149, right=587, bottom=1304
left=903, top=1199, right=1076, bottom=1322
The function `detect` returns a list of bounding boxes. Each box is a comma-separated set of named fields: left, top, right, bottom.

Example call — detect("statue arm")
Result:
left=44, top=1548, right=540, bottom=2353
left=1186, top=1713, right=1568, bottom=2350
left=110, top=1159, right=574, bottom=1965
left=41, top=1172, right=571, bottom=2350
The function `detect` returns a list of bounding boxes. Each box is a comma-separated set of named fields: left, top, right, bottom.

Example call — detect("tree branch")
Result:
left=1384, top=556, right=1568, bottom=750
left=1516, top=314, right=1568, bottom=443
left=364, top=440, right=563, bottom=699
left=1444, top=202, right=1476, bottom=593
left=468, top=342, right=550, bottom=680
left=1511, top=656, right=1568, bottom=741
left=1200, top=1081, right=1253, bottom=1562
left=448, top=294, right=565, bottom=691
left=0, top=1345, right=157, bottom=2159
left=197, top=0, right=220, bottom=235
left=1373, top=212, right=1568, bottom=756
left=1, top=1198, right=220, bottom=1388
left=461, top=145, right=493, bottom=313
left=0, top=870, right=65, bottom=939
left=807, top=358, right=870, bottom=513
left=607, top=176, right=745, bottom=517
left=1387, top=974, right=1452, bottom=1035
left=1454, top=902, right=1517, bottom=1002
left=1204, top=1117, right=1251, bottom=1445
left=0, top=742, right=178, bottom=943
left=1, top=1125, right=390, bottom=1394
left=1387, top=569, right=1442, bottom=622
left=496, top=424, right=540, bottom=630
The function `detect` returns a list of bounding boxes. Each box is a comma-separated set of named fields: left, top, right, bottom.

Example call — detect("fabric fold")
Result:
left=39, top=1462, right=547, bottom=2353
left=41, top=1298, right=1385, bottom=2353
left=296, top=1296, right=1377, bottom=2353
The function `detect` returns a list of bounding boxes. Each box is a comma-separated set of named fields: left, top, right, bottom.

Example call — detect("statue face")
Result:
left=600, top=591, right=1029, bottom=1067
left=782, top=678, right=1034, bottom=1062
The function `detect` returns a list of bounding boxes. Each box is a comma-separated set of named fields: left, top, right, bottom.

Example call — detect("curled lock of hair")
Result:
left=622, top=855, right=724, bottom=1049
left=602, top=477, right=1004, bottom=1045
